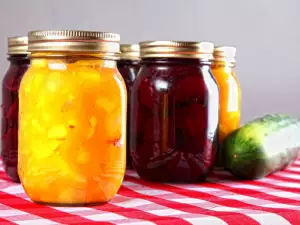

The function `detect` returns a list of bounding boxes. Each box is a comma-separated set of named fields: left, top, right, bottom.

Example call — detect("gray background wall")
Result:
left=0, top=0, right=299, bottom=123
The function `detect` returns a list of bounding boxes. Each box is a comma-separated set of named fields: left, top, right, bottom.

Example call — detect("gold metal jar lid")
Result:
left=8, top=36, right=28, bottom=55
left=120, top=44, right=140, bottom=60
left=28, top=30, right=121, bottom=60
left=140, top=41, right=214, bottom=60
left=213, top=46, right=236, bottom=67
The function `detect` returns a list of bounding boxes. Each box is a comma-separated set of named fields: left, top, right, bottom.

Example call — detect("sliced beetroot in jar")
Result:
left=131, top=56, right=219, bottom=182
left=186, top=137, right=206, bottom=155
left=187, top=140, right=216, bottom=171
left=143, top=116, right=176, bottom=152
left=183, top=104, right=207, bottom=137
left=147, top=146, right=173, bottom=161
left=2, top=126, right=13, bottom=141
left=1, top=104, right=6, bottom=118
left=136, top=105, right=151, bottom=133
left=169, top=153, right=195, bottom=181
left=166, top=117, right=176, bottom=148
left=6, top=100, right=18, bottom=120
left=1, top=117, right=8, bottom=137
left=166, top=151, right=181, bottom=170
left=131, top=143, right=153, bottom=166
left=131, top=104, right=150, bottom=151
left=143, top=117, right=161, bottom=143
left=143, top=119, right=153, bottom=143
left=174, top=128, right=186, bottom=150
left=186, top=153, right=210, bottom=180
left=1, top=127, right=18, bottom=163
left=138, top=78, right=155, bottom=108
left=4, top=68, right=25, bottom=92
left=174, top=75, right=206, bottom=104
left=174, top=104, right=207, bottom=154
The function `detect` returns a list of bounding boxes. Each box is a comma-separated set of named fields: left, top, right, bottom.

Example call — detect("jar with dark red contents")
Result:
left=130, top=41, right=219, bottom=182
left=117, top=44, right=140, bottom=169
left=1, top=36, right=29, bottom=182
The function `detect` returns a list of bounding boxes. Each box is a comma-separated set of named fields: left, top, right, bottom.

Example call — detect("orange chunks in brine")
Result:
left=18, top=58, right=127, bottom=205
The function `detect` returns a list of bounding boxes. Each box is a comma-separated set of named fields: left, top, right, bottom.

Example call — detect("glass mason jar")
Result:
left=117, top=44, right=140, bottom=169
left=18, top=30, right=127, bottom=206
left=130, top=41, right=219, bottom=182
left=1, top=36, right=29, bottom=182
left=211, top=46, right=240, bottom=166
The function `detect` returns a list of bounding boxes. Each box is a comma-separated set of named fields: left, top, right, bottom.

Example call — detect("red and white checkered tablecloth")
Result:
left=1, top=159, right=300, bottom=225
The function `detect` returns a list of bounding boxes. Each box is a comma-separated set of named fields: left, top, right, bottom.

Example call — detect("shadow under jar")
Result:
left=130, top=41, right=219, bottom=182
left=1, top=36, right=29, bottom=182
left=18, top=30, right=127, bottom=206
left=117, top=44, right=140, bottom=169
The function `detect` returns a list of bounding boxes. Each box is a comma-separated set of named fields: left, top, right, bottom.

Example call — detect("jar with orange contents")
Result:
left=18, top=30, right=127, bottom=206
left=211, top=46, right=241, bottom=166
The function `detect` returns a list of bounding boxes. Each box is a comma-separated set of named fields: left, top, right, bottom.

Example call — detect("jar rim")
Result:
left=213, top=46, right=236, bottom=66
left=120, top=44, right=140, bottom=60
left=8, top=36, right=29, bottom=55
left=139, top=41, right=214, bottom=60
left=28, top=30, right=121, bottom=60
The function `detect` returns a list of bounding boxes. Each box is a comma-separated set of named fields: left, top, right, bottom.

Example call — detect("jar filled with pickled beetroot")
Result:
left=130, top=41, right=219, bottom=182
left=117, top=44, right=140, bottom=169
left=1, top=36, right=29, bottom=182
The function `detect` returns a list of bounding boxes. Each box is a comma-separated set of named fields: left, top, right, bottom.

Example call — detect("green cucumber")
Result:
left=223, top=114, right=300, bottom=180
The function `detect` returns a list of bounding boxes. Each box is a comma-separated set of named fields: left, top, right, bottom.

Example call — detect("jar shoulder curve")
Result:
left=20, top=60, right=127, bottom=112
left=134, top=62, right=207, bottom=86
left=112, top=69, right=128, bottom=98
left=117, top=63, right=140, bottom=85
left=132, top=63, right=173, bottom=98
left=3, top=63, right=29, bottom=81
left=19, top=61, right=127, bottom=119
left=203, top=66, right=219, bottom=91
left=135, top=62, right=216, bottom=88
left=212, top=67, right=239, bottom=85
left=3, top=63, right=29, bottom=93
left=231, top=71, right=240, bottom=87
left=23, top=60, right=126, bottom=87
left=211, top=67, right=240, bottom=99
left=202, top=67, right=219, bottom=108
